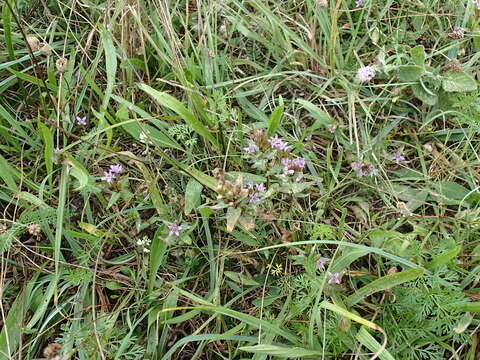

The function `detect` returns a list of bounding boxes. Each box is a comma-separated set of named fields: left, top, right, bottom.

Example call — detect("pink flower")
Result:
left=316, top=258, right=328, bottom=271
left=269, top=136, right=292, bottom=152
left=54, top=147, right=61, bottom=153
left=244, top=142, right=256, bottom=154
left=356, top=66, right=376, bottom=82
left=256, top=183, right=266, bottom=193
left=391, top=151, right=405, bottom=164
left=109, top=164, right=123, bottom=174
left=101, top=171, right=115, bottom=183
left=355, top=0, right=364, bottom=6
left=167, top=222, right=182, bottom=237
left=249, top=193, right=261, bottom=204
left=328, top=272, right=341, bottom=284
left=76, top=116, right=87, bottom=126
left=293, top=157, right=306, bottom=169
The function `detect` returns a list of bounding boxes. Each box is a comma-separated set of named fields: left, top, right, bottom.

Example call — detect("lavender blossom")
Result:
left=249, top=193, right=261, bottom=204
left=356, top=66, right=376, bottom=82
left=244, top=142, right=256, bottom=154
left=355, top=0, right=364, bottom=6
left=51, top=156, right=58, bottom=164
left=101, top=171, right=115, bottom=183
left=293, top=157, right=306, bottom=170
left=256, top=183, right=266, bottom=193
left=352, top=161, right=377, bottom=177
left=268, top=135, right=292, bottom=152
left=316, top=258, right=328, bottom=271
left=109, top=164, right=123, bottom=174
left=51, top=147, right=61, bottom=164
left=474, top=0, right=480, bottom=10
left=54, top=147, right=61, bottom=154
left=328, top=272, right=341, bottom=284
left=391, top=151, right=405, bottom=164
left=76, top=116, right=87, bottom=126
left=167, top=222, right=182, bottom=237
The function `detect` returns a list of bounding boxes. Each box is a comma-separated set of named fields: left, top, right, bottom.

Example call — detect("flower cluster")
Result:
left=355, top=0, right=363, bottom=6
left=474, top=0, right=480, bottom=10
left=246, top=182, right=266, bottom=204
left=328, top=272, right=341, bottom=284
left=356, top=66, right=376, bottom=82
left=268, top=135, right=292, bottom=152
left=352, top=161, right=378, bottom=177
left=136, top=236, right=151, bottom=253
left=316, top=258, right=328, bottom=271
left=101, top=164, right=123, bottom=183
left=213, top=168, right=267, bottom=206
left=281, top=157, right=306, bottom=181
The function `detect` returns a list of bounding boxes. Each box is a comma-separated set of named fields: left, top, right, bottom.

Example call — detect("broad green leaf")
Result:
left=133, top=160, right=167, bottom=215
left=410, top=45, right=425, bottom=67
left=226, top=207, right=242, bottom=232
left=267, top=99, right=284, bottom=137
left=426, top=246, right=461, bottom=270
left=356, top=327, right=396, bottom=360
left=0, top=154, right=18, bottom=191
left=184, top=179, right=203, bottom=215
left=398, top=65, right=424, bottom=82
left=442, top=71, right=477, bottom=92
left=330, top=248, right=369, bottom=273
left=239, top=344, right=323, bottom=358
left=319, top=301, right=381, bottom=331
left=430, top=181, right=470, bottom=205
left=224, top=271, right=260, bottom=286
left=296, top=99, right=333, bottom=130
left=346, top=267, right=424, bottom=306
left=101, top=27, right=117, bottom=108
left=453, top=302, right=480, bottom=312
left=65, top=154, right=91, bottom=191
left=138, top=84, right=219, bottom=149
left=411, top=83, right=438, bottom=105
left=2, top=3, right=15, bottom=62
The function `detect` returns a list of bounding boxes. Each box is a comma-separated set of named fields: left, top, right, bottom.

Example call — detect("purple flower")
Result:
left=316, top=258, right=328, bottom=271
left=355, top=0, right=364, bottom=6
left=245, top=181, right=253, bottom=190
left=54, top=147, right=61, bottom=154
left=356, top=66, right=376, bottom=82
left=268, top=135, right=291, bottom=152
left=352, top=161, right=363, bottom=171
left=76, top=116, right=87, bottom=126
left=281, top=158, right=292, bottom=167
left=256, top=183, right=266, bottom=193
left=109, top=164, right=123, bottom=174
left=474, top=0, right=480, bottom=10
left=391, top=151, right=405, bottom=164
left=367, top=164, right=378, bottom=176
left=328, top=272, right=341, bottom=284
left=101, top=171, right=115, bottom=183
left=293, top=157, right=306, bottom=170
left=51, top=156, right=58, bottom=163
left=352, top=161, right=377, bottom=177
left=249, top=193, right=261, bottom=204
left=167, top=222, right=182, bottom=237
left=244, top=142, right=256, bottom=154
left=453, top=26, right=462, bottom=32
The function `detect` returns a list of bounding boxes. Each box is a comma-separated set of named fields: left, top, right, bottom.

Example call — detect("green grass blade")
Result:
left=101, top=26, right=117, bottom=109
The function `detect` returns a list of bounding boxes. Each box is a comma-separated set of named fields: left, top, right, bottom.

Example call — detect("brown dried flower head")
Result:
left=26, top=36, right=40, bottom=51
left=28, top=224, right=41, bottom=236
left=56, top=57, right=68, bottom=73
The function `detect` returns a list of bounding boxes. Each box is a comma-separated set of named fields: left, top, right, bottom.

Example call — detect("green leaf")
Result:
left=356, top=327, right=396, bottom=360
left=430, top=181, right=470, bottom=205
left=398, top=65, right=424, bottom=82
left=226, top=207, right=242, bottom=232
left=138, top=84, right=219, bottom=149
left=0, top=153, right=18, bottom=191
left=38, top=122, right=54, bottom=187
left=442, top=71, right=478, bottom=92
left=453, top=302, right=480, bottom=312
left=101, top=26, right=117, bottom=108
left=410, top=45, right=425, bottom=67
left=411, top=83, right=438, bottom=105
left=346, top=267, right=424, bottom=306
left=149, top=226, right=168, bottom=292
left=65, top=154, right=91, bottom=191
left=239, top=344, right=323, bottom=358
left=296, top=99, right=333, bottom=130
left=224, top=271, right=260, bottom=286
left=426, top=246, right=461, bottom=270
left=267, top=99, right=284, bottom=137
left=184, top=179, right=203, bottom=215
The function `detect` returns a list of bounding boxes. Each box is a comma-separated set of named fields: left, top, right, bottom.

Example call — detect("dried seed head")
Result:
left=26, top=36, right=40, bottom=51
left=0, top=224, right=7, bottom=234
left=39, top=42, right=53, bottom=56
left=43, top=343, right=62, bottom=359
left=28, top=224, right=42, bottom=236
left=318, top=0, right=328, bottom=8
left=56, top=57, right=68, bottom=73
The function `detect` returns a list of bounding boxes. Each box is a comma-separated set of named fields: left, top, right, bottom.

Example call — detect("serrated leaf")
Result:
left=226, top=207, right=242, bottom=232
left=184, top=179, right=203, bottom=215
left=398, top=65, right=424, bottom=82
left=442, top=71, right=478, bottom=92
